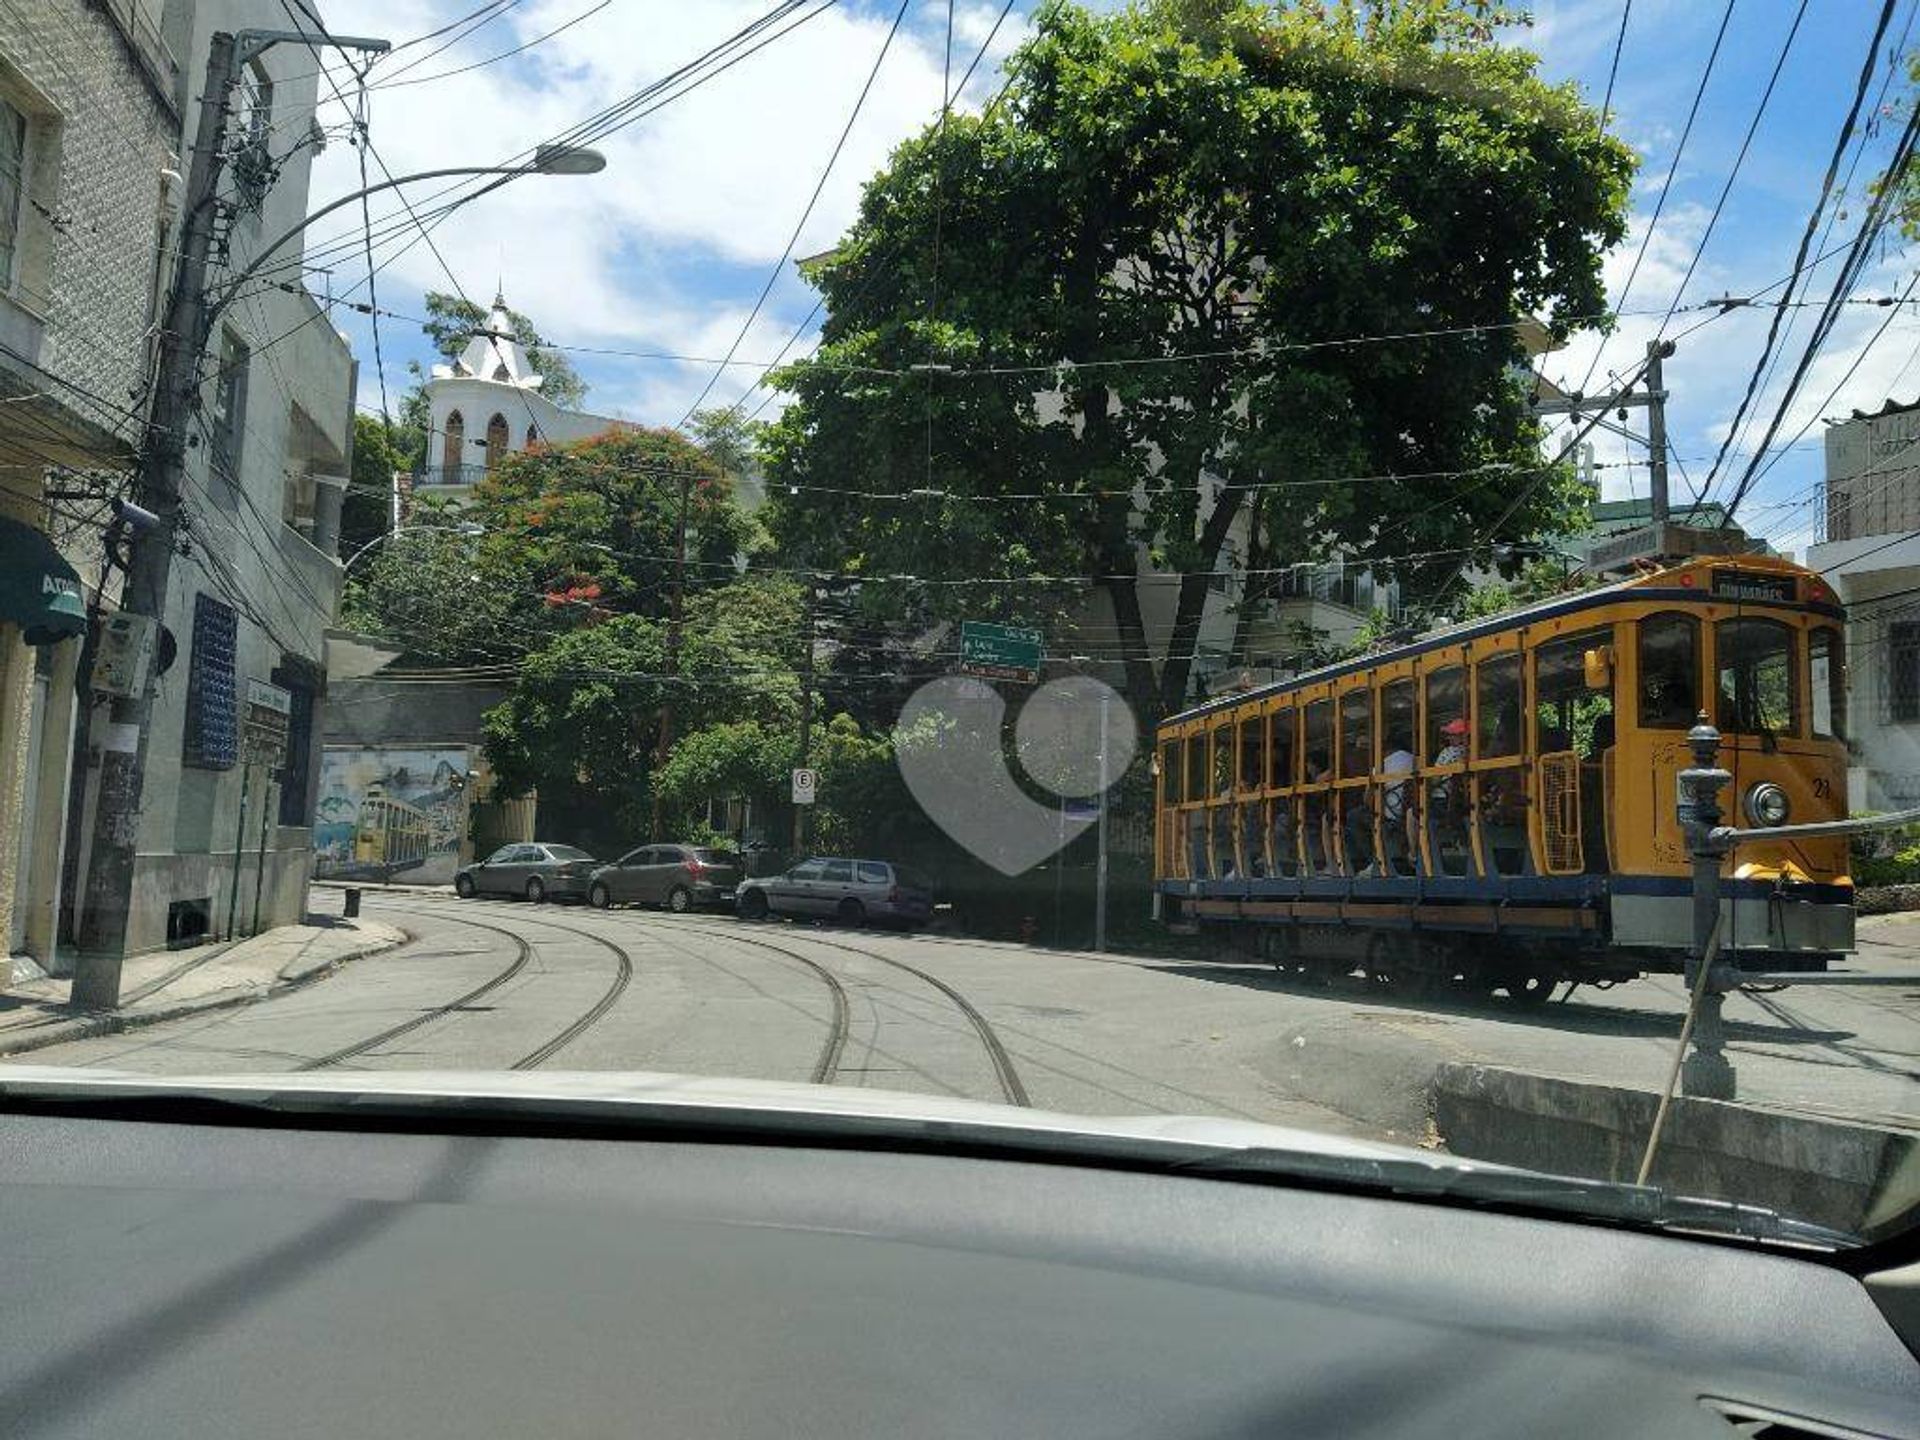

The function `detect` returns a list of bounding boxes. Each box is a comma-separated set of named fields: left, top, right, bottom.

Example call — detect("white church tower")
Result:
left=413, top=291, right=633, bottom=507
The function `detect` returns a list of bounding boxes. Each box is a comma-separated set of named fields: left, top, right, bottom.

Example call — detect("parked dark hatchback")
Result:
left=454, top=843, right=599, bottom=902
left=588, top=845, right=743, bottom=912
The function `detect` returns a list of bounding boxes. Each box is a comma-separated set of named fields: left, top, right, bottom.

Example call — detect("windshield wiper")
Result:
left=1167, top=1146, right=1851, bottom=1249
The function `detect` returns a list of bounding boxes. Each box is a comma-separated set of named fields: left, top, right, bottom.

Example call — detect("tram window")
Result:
left=1811, top=626, right=1846, bottom=740
left=1638, top=612, right=1700, bottom=728
left=1238, top=715, right=1266, bottom=791
left=1534, top=629, right=1614, bottom=758
left=1716, top=618, right=1799, bottom=736
left=1337, top=688, right=1373, bottom=778
left=1184, top=733, right=1205, bottom=802
left=1475, top=655, right=1522, bottom=759
left=1380, top=679, right=1415, bottom=755
left=1303, top=700, right=1332, bottom=783
left=1160, top=741, right=1181, bottom=803
left=1210, top=723, right=1233, bottom=797
left=1424, top=666, right=1465, bottom=762
left=1269, top=706, right=1296, bottom=788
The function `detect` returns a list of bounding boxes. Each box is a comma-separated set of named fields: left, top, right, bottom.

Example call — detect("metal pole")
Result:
left=1646, top=339, right=1675, bottom=527
left=250, top=777, right=275, bottom=936
left=792, top=576, right=816, bottom=855
left=72, top=33, right=239, bottom=1006
left=1095, top=688, right=1110, bottom=953
left=225, top=762, right=250, bottom=942
left=653, top=466, right=691, bottom=834
left=1676, top=714, right=1735, bottom=1100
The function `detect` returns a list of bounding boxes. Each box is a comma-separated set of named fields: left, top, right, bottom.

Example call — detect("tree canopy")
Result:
left=762, top=0, right=1633, bottom=718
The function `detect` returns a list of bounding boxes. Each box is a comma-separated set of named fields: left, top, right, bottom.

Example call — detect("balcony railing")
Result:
left=413, top=463, right=491, bottom=489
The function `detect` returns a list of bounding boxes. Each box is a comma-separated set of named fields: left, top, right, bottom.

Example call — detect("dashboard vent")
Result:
left=1702, top=1398, right=1891, bottom=1440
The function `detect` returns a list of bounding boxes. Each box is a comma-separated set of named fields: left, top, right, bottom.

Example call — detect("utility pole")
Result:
left=71, top=28, right=386, bottom=1005
left=1646, top=338, right=1674, bottom=527
left=1095, top=686, right=1110, bottom=954
left=71, top=35, right=237, bottom=1006
left=791, top=576, right=816, bottom=855
left=652, top=468, right=692, bottom=834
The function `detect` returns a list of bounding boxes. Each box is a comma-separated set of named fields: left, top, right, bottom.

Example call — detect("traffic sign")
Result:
left=958, top=620, right=1043, bottom=683
left=791, top=767, right=818, bottom=805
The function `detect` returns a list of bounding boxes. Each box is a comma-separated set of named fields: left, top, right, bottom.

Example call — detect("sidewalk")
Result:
left=0, top=914, right=407, bottom=1059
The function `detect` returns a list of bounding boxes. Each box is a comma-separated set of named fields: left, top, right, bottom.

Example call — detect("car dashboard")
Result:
left=0, top=1101, right=1915, bottom=1439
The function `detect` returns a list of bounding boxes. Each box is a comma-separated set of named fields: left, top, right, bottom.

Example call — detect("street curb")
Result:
left=1430, top=1061, right=1916, bottom=1235
left=0, top=928, right=408, bottom=1061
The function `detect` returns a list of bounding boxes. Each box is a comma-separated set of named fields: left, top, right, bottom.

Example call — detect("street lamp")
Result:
left=341, top=521, right=484, bottom=578
left=218, top=145, right=607, bottom=315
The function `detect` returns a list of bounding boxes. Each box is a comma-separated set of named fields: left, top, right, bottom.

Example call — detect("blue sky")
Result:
left=302, top=0, right=1919, bottom=557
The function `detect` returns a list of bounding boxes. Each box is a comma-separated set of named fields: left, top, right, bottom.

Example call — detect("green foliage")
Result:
left=337, top=523, right=541, bottom=665
left=470, top=426, right=762, bottom=620
left=478, top=578, right=806, bottom=830
left=419, top=290, right=589, bottom=409
left=1852, top=818, right=1920, bottom=888
left=763, top=0, right=1633, bottom=718
left=343, top=413, right=414, bottom=558
left=653, top=720, right=795, bottom=818
left=1457, top=557, right=1594, bottom=620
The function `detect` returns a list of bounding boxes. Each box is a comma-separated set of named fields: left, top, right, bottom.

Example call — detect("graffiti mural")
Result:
left=314, top=747, right=471, bottom=884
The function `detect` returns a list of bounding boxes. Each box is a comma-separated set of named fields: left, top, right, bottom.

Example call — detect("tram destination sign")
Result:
left=958, top=620, right=1044, bottom=683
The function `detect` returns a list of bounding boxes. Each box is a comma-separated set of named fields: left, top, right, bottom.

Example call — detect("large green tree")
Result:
left=341, top=426, right=761, bottom=664
left=763, top=0, right=1633, bottom=718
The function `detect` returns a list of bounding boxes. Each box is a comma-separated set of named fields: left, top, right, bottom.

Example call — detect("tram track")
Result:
left=666, top=917, right=1030, bottom=1107
left=376, top=892, right=1021, bottom=1103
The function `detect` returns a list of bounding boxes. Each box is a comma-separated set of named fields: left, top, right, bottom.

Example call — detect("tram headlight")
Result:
left=1744, top=781, right=1791, bottom=828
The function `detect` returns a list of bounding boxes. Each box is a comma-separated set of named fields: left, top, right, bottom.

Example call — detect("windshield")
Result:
left=3, top=0, right=1912, bottom=1256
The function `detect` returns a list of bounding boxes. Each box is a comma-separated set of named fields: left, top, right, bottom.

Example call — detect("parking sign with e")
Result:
left=792, top=767, right=818, bottom=804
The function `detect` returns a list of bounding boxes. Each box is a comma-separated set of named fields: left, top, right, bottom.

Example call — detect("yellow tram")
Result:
left=351, top=784, right=431, bottom=878
left=1154, top=554, right=1852, bottom=1000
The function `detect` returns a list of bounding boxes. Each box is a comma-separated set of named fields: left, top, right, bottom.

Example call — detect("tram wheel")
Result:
left=1498, top=966, right=1556, bottom=1007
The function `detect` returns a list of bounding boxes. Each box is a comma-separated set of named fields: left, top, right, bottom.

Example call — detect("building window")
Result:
left=442, top=410, right=464, bottom=480
left=183, top=594, right=239, bottom=770
left=486, top=413, right=509, bottom=468
left=0, top=98, right=24, bottom=290
left=211, top=329, right=249, bottom=490
left=232, top=60, right=274, bottom=211
left=1890, top=621, right=1920, bottom=723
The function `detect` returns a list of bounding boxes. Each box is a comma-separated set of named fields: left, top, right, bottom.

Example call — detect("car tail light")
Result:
left=888, top=886, right=900, bottom=903
left=684, top=859, right=703, bottom=877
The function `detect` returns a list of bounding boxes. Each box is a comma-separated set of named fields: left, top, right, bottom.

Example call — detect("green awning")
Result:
left=0, top=516, right=87, bottom=645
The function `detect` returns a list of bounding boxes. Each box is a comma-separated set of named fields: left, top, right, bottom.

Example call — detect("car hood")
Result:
left=0, top=1063, right=1433, bottom=1165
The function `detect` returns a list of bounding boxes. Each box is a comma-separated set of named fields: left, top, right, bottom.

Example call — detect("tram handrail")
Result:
left=1709, top=804, right=1920, bottom=849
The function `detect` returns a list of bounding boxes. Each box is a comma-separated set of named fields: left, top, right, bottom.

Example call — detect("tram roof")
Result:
left=1160, top=552, right=1834, bottom=729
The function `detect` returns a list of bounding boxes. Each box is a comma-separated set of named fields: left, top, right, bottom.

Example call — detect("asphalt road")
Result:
left=16, top=890, right=1918, bottom=1143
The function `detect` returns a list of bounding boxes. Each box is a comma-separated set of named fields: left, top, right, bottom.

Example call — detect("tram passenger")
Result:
left=1429, top=718, right=1471, bottom=872
left=1381, top=732, right=1417, bottom=875
left=1306, top=751, right=1334, bottom=874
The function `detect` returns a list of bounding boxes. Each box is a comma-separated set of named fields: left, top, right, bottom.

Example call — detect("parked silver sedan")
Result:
left=587, top=845, right=742, bottom=912
left=735, top=857, right=933, bottom=928
left=454, top=842, right=599, bottom=902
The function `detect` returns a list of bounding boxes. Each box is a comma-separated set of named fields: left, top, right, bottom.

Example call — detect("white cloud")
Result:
left=304, top=0, right=1011, bottom=394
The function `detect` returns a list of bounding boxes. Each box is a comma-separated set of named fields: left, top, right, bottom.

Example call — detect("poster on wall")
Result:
left=314, top=748, right=471, bottom=884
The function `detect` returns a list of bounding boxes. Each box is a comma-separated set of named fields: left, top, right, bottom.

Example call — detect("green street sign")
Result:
left=958, top=621, right=1043, bottom=682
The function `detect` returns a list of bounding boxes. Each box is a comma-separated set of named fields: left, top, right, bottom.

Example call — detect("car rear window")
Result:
left=694, top=848, right=737, bottom=865
left=856, top=861, right=889, bottom=884
left=547, top=846, right=594, bottom=861
left=895, top=867, right=932, bottom=892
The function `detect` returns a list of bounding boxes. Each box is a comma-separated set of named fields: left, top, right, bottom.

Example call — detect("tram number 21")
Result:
left=1812, top=777, right=1833, bottom=800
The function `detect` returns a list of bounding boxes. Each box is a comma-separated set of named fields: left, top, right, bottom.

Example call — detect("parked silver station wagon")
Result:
left=735, top=857, right=933, bottom=928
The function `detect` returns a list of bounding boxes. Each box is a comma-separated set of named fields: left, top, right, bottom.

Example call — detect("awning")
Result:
left=0, top=516, right=87, bottom=645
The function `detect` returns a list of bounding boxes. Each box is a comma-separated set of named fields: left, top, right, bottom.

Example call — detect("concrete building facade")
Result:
left=0, top=0, right=179, bottom=970
left=2, top=1, right=355, bottom=976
